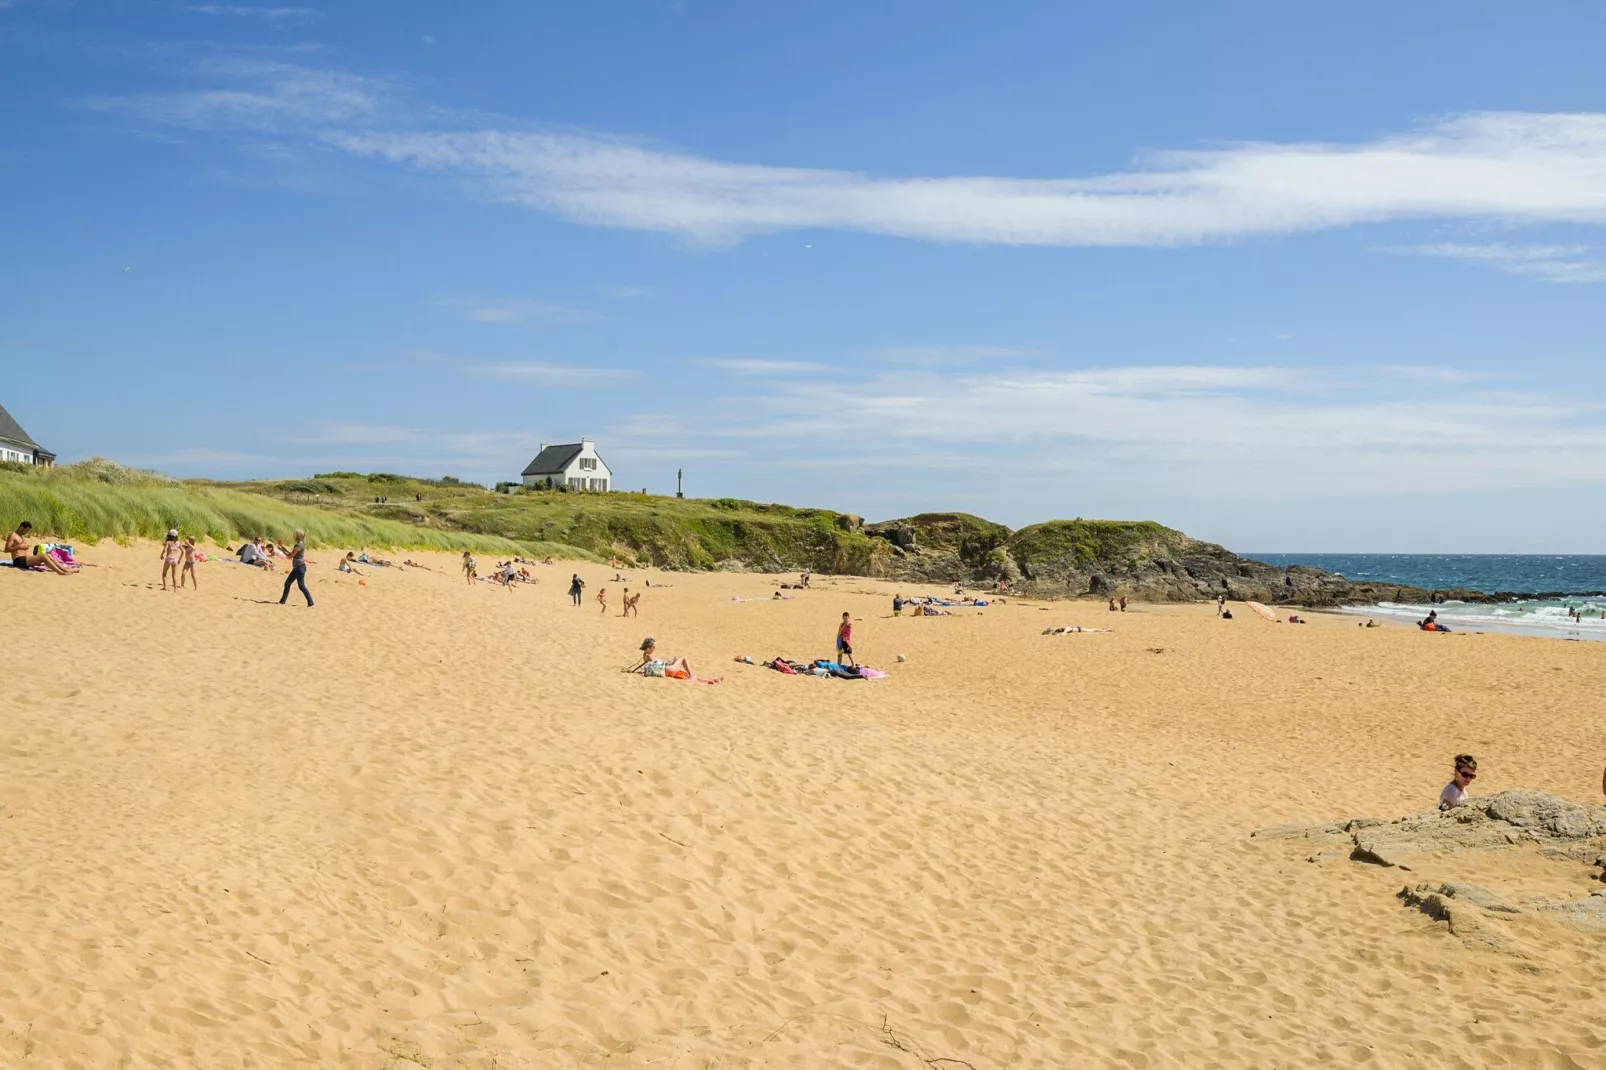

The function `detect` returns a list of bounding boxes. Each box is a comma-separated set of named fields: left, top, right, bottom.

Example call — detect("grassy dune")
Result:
left=0, top=462, right=562, bottom=557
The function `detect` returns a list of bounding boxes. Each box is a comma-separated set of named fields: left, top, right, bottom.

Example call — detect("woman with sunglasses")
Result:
left=1438, top=755, right=1477, bottom=811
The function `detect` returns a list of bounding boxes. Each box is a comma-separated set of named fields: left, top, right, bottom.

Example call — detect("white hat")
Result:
left=167, top=529, right=178, bottom=538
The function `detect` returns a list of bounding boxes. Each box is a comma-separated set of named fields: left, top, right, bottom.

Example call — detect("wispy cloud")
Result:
left=446, top=297, right=597, bottom=325
left=868, top=345, right=1032, bottom=366
left=78, top=56, right=1606, bottom=252
left=188, top=5, right=324, bottom=24
left=702, top=358, right=827, bottom=375
left=294, top=422, right=420, bottom=445
left=659, top=363, right=1606, bottom=498
left=1390, top=242, right=1606, bottom=283
left=471, top=361, right=634, bottom=384
left=323, top=112, right=1606, bottom=247
left=75, top=58, right=384, bottom=130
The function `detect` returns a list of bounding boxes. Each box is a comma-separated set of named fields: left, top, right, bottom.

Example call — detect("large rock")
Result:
left=1257, top=792, right=1606, bottom=952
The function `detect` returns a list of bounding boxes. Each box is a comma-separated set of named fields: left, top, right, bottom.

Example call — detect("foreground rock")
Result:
left=1255, top=791, right=1606, bottom=953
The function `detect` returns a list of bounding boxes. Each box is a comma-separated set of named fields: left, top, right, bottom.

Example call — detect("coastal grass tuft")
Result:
left=0, top=463, right=575, bottom=557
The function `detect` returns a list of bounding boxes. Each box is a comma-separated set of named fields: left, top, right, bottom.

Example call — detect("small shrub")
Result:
left=314, top=471, right=363, bottom=480
left=366, top=472, right=407, bottom=484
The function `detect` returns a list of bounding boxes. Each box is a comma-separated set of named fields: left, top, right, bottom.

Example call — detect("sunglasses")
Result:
left=1457, top=769, right=1477, bottom=780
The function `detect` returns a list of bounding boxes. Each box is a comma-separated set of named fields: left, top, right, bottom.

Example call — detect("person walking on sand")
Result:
left=5, top=521, right=73, bottom=575
left=278, top=529, right=313, bottom=607
left=180, top=535, right=198, bottom=590
left=569, top=573, right=585, bottom=607
left=597, top=587, right=608, bottom=614
left=835, top=611, right=856, bottom=667
left=1438, top=754, right=1477, bottom=811
left=160, top=529, right=182, bottom=592
left=1216, top=594, right=1225, bottom=617
left=462, top=551, right=476, bottom=585
left=1119, top=596, right=1128, bottom=612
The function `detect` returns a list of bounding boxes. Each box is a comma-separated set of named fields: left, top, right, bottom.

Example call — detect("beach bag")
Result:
left=642, top=660, right=667, bottom=677
left=665, top=667, right=690, bottom=680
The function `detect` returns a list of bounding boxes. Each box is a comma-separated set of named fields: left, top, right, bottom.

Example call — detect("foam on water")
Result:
left=1347, top=599, right=1606, bottom=641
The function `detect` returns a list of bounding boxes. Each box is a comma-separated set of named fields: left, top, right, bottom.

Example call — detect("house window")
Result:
left=579, top=457, right=597, bottom=471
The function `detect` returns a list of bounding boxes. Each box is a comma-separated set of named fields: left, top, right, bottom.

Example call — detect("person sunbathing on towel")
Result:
left=5, top=521, right=73, bottom=575
left=629, top=638, right=721, bottom=683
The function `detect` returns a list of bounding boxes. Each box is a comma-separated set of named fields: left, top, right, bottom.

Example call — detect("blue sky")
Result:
left=4, top=1, right=1606, bottom=552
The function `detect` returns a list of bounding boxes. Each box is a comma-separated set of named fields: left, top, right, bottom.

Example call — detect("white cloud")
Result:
left=703, top=358, right=827, bottom=375
left=868, top=345, right=1032, bottom=366
left=471, top=361, right=634, bottom=384
left=188, top=5, right=324, bottom=24
left=323, top=112, right=1606, bottom=246
left=82, top=54, right=1606, bottom=253
left=1392, top=242, right=1606, bottom=283
left=649, top=363, right=1606, bottom=498
left=75, top=58, right=383, bottom=130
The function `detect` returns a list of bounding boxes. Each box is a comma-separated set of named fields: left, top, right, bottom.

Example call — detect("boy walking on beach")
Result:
left=835, top=611, right=856, bottom=667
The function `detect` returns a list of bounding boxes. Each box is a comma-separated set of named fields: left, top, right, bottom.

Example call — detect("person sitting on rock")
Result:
left=1438, top=754, right=1477, bottom=811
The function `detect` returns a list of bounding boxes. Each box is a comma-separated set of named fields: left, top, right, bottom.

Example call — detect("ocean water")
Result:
left=1247, top=554, right=1606, bottom=641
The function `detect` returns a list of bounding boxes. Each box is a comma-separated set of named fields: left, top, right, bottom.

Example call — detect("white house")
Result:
left=521, top=439, right=611, bottom=491
left=0, top=402, right=54, bottom=466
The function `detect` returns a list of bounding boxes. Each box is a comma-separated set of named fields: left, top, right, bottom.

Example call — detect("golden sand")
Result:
left=3, top=541, right=1604, bottom=1068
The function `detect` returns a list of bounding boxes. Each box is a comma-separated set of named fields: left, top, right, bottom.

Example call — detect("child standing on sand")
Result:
left=180, top=535, right=198, bottom=590
left=462, top=551, right=476, bottom=584
left=160, top=529, right=182, bottom=592
left=597, top=587, right=608, bottom=614
left=835, top=611, right=856, bottom=667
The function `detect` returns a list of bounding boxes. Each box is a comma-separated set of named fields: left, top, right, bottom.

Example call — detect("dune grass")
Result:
left=0, top=466, right=584, bottom=557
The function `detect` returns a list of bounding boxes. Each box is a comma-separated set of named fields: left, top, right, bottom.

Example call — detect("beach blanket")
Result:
left=1246, top=601, right=1280, bottom=622
left=1042, top=626, right=1112, bottom=634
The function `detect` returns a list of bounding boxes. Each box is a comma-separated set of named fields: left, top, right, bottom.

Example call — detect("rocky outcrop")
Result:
left=855, top=513, right=1603, bottom=606
left=1256, top=792, right=1606, bottom=952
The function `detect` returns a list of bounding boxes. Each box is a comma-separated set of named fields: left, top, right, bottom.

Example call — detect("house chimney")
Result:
left=581, top=437, right=594, bottom=448
left=539, top=442, right=547, bottom=453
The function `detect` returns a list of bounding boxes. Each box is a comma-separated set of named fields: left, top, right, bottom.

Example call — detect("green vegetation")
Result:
left=1007, top=519, right=1189, bottom=572
left=0, top=460, right=549, bottom=557
left=0, top=460, right=1200, bottom=584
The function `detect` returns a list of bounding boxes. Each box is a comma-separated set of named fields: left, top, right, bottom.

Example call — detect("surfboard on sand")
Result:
left=1246, top=601, right=1280, bottom=622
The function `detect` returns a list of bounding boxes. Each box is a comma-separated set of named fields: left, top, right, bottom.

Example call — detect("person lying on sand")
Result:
left=628, top=638, right=721, bottom=683
left=1439, top=754, right=1477, bottom=811
left=402, top=559, right=429, bottom=570
left=6, top=521, right=74, bottom=575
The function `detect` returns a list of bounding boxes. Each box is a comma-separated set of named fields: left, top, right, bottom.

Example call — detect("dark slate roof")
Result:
left=0, top=403, right=41, bottom=452
left=522, top=443, right=584, bottom=476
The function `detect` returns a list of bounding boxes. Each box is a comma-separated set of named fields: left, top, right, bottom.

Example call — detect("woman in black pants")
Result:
left=279, top=529, right=314, bottom=607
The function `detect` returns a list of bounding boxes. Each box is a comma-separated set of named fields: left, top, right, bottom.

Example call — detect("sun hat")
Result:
left=167, top=529, right=178, bottom=538
left=640, top=637, right=656, bottom=650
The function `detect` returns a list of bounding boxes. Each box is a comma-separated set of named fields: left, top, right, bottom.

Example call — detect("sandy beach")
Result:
left=3, top=540, right=1604, bottom=1068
